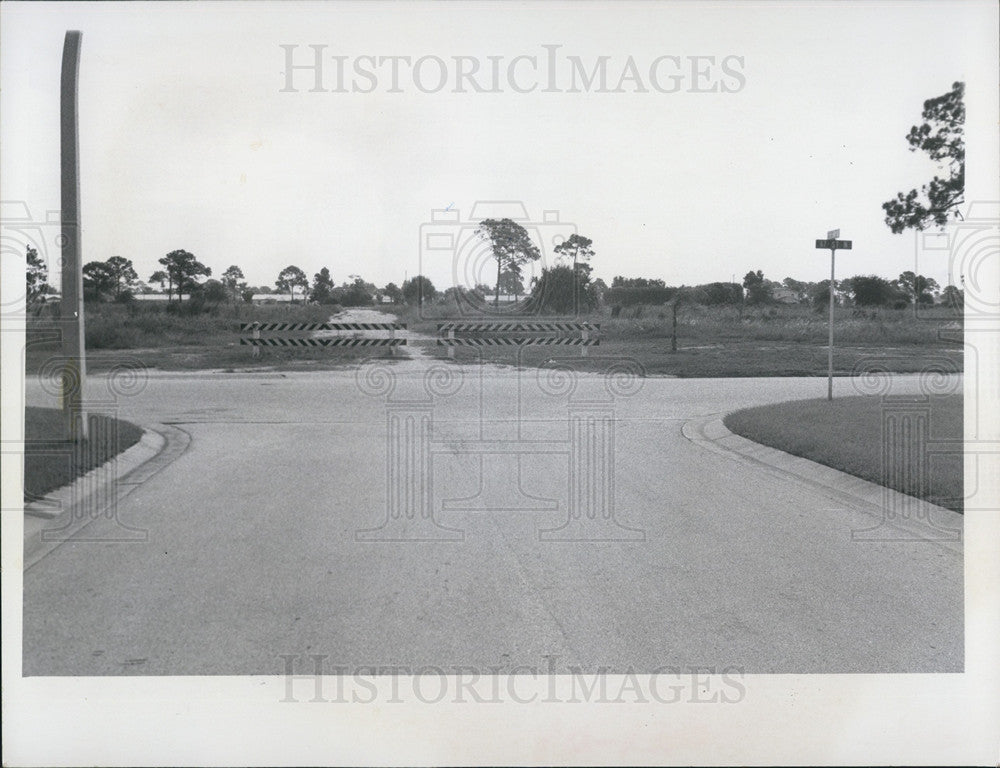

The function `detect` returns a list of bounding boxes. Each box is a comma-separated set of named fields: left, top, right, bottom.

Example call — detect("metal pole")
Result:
left=828, top=247, right=835, bottom=401
left=60, top=30, right=87, bottom=440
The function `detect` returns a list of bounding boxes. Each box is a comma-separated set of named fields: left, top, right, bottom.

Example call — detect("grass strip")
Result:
left=723, top=394, right=962, bottom=512
left=23, top=407, right=145, bottom=501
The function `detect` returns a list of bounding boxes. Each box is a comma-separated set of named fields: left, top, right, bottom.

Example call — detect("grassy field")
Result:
left=25, top=301, right=397, bottom=373
left=397, top=301, right=964, bottom=377
left=24, top=299, right=964, bottom=377
left=724, top=394, right=963, bottom=512
left=23, top=406, right=145, bottom=501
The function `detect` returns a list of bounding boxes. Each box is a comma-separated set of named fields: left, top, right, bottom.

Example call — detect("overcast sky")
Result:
left=2, top=1, right=998, bottom=294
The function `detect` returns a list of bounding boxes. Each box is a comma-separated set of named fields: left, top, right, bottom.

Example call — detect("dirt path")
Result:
left=316, top=307, right=436, bottom=360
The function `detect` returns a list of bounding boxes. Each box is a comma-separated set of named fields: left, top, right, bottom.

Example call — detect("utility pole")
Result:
left=60, top=30, right=87, bottom=440
left=815, top=229, right=852, bottom=401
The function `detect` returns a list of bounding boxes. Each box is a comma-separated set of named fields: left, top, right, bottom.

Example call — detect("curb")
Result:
left=24, top=429, right=164, bottom=520
left=23, top=423, right=191, bottom=571
left=681, top=414, right=963, bottom=554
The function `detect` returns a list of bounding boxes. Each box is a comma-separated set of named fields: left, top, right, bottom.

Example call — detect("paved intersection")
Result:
left=22, top=359, right=963, bottom=675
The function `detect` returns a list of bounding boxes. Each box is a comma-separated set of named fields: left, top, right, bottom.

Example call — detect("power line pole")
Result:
left=60, top=30, right=87, bottom=440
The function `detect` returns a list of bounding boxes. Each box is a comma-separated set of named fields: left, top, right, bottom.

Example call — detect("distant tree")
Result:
left=198, top=279, right=229, bottom=304
left=896, top=271, right=940, bottom=314
left=149, top=269, right=171, bottom=300
left=498, top=267, right=525, bottom=300
left=850, top=275, right=895, bottom=308
left=442, top=284, right=489, bottom=307
left=101, top=256, right=139, bottom=300
left=526, top=264, right=595, bottom=314
left=333, top=276, right=374, bottom=306
left=401, top=275, right=437, bottom=306
left=346, top=275, right=378, bottom=297
left=694, top=282, right=742, bottom=305
left=25, top=245, right=50, bottom=307
left=553, top=234, right=595, bottom=276
left=612, top=276, right=666, bottom=288
left=810, top=279, right=840, bottom=310
left=276, top=265, right=309, bottom=301
left=83, top=261, right=115, bottom=299
left=159, top=250, right=211, bottom=304
left=742, top=270, right=773, bottom=305
left=835, top=277, right=853, bottom=302
left=475, top=218, right=541, bottom=305
left=781, top=277, right=816, bottom=304
left=382, top=282, right=403, bottom=304
left=782, top=277, right=808, bottom=297
left=940, top=284, right=963, bottom=310
left=221, top=265, right=244, bottom=288
left=604, top=284, right=675, bottom=307
left=220, top=265, right=245, bottom=302
left=310, top=267, right=336, bottom=304
left=883, top=81, right=964, bottom=233
left=590, top=277, right=608, bottom=304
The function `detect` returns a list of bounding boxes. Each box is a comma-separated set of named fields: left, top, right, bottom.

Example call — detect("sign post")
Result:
left=815, top=232, right=852, bottom=400
left=60, top=30, right=87, bottom=440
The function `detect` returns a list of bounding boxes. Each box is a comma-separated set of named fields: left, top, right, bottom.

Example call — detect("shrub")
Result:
left=604, top=286, right=676, bottom=307
left=850, top=275, right=894, bottom=307
left=524, top=265, right=597, bottom=314
left=694, top=282, right=743, bottom=305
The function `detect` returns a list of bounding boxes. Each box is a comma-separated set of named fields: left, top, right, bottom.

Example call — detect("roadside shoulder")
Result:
left=682, top=414, right=963, bottom=554
left=23, top=424, right=191, bottom=570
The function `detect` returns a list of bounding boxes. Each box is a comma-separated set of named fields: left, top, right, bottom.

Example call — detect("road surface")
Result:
left=21, top=355, right=963, bottom=675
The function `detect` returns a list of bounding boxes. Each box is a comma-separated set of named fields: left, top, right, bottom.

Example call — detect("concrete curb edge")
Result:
left=23, top=423, right=191, bottom=570
left=681, top=414, right=963, bottom=554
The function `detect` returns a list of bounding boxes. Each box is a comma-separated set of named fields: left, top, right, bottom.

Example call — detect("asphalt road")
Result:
left=22, top=359, right=963, bottom=675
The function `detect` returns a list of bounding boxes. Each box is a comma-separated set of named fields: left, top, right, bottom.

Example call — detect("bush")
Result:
left=694, top=282, right=743, bottom=305
left=332, top=284, right=374, bottom=306
left=85, top=315, right=143, bottom=348
left=850, top=275, right=894, bottom=307
left=525, top=265, right=597, bottom=314
left=604, top=286, right=676, bottom=307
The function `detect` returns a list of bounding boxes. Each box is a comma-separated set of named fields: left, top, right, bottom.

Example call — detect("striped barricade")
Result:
left=240, top=322, right=406, bottom=357
left=436, top=321, right=600, bottom=358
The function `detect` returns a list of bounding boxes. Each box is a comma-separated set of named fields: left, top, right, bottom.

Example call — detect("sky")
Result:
left=2, top=1, right=998, bottom=296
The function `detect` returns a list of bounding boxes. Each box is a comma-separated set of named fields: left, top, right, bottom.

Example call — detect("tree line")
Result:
left=64, top=220, right=602, bottom=314
left=28, top=81, right=964, bottom=317
left=605, top=270, right=962, bottom=312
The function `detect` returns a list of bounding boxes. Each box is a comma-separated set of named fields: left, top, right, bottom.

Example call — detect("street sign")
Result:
left=815, top=239, right=852, bottom=250
left=815, top=230, right=854, bottom=402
